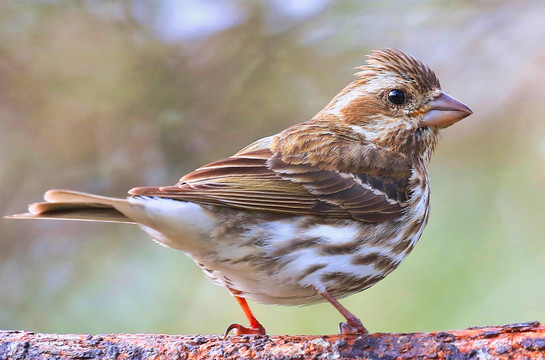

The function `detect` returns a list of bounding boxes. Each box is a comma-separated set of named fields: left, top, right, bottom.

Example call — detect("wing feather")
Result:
left=129, top=137, right=410, bottom=222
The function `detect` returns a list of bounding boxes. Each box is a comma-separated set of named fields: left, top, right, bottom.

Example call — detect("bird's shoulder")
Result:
left=271, top=118, right=412, bottom=179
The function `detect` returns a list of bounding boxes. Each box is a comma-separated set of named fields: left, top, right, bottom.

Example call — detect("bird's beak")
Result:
left=420, top=92, right=472, bottom=128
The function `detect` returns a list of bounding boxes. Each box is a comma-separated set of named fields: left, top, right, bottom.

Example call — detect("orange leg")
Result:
left=224, top=295, right=266, bottom=336
left=318, top=288, right=369, bottom=335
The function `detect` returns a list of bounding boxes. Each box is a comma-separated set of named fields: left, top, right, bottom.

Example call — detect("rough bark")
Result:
left=1, top=322, right=545, bottom=359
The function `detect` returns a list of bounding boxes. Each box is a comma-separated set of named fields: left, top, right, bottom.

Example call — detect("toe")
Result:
left=339, top=322, right=369, bottom=335
left=224, top=323, right=266, bottom=337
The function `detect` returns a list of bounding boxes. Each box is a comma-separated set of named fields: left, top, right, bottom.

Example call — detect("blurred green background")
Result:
left=1, top=0, right=545, bottom=336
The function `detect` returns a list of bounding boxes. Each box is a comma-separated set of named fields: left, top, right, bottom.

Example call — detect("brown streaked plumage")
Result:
left=5, top=49, right=472, bottom=335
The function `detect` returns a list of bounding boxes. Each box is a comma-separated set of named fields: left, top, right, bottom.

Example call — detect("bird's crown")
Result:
left=357, top=48, right=441, bottom=91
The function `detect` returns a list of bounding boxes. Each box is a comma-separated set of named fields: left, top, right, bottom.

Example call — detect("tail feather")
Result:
left=43, top=189, right=126, bottom=206
left=5, top=189, right=135, bottom=224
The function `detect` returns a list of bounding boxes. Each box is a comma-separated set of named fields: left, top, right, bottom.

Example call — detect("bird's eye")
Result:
left=387, top=89, right=405, bottom=105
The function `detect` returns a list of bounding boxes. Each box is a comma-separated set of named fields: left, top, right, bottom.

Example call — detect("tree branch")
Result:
left=1, top=322, right=545, bottom=359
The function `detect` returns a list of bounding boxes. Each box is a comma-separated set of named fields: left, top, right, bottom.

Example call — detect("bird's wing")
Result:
left=129, top=135, right=411, bottom=223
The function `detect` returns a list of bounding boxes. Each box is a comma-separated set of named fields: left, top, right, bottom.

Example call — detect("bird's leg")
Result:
left=317, top=288, right=369, bottom=335
left=224, top=295, right=266, bottom=336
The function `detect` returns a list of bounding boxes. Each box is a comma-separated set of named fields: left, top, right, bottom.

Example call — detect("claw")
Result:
left=224, top=323, right=266, bottom=338
left=339, top=321, right=368, bottom=335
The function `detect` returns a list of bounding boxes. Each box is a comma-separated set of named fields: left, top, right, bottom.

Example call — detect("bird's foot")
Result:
left=339, top=319, right=368, bottom=335
left=224, top=323, right=266, bottom=337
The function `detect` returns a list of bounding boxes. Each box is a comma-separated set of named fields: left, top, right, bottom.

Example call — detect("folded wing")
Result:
left=129, top=137, right=410, bottom=223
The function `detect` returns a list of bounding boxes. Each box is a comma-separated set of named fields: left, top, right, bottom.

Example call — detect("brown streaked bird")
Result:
left=6, top=49, right=472, bottom=335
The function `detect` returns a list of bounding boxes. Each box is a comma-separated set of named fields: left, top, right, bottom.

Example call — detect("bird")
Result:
left=6, top=48, right=472, bottom=336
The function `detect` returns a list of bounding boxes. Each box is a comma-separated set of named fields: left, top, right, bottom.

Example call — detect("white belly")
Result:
left=126, top=186, right=429, bottom=306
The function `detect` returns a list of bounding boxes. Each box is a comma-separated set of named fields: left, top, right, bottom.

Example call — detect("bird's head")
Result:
left=320, top=48, right=472, bottom=159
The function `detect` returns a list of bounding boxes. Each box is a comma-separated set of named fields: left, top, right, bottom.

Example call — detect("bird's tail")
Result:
left=5, top=190, right=135, bottom=224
